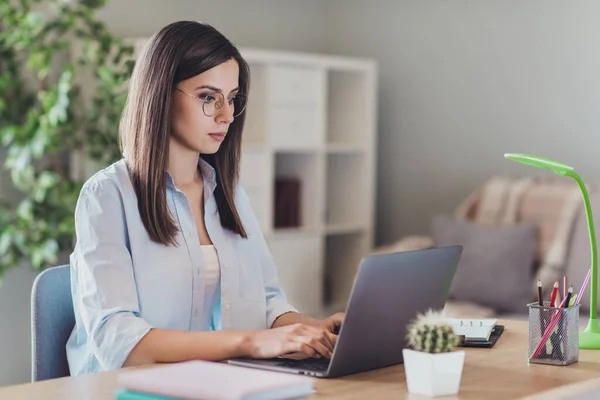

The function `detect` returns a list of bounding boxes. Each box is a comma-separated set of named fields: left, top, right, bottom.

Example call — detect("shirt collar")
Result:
left=165, top=156, right=217, bottom=192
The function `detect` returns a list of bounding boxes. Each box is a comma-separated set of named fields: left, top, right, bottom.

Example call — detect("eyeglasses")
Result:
left=175, top=87, right=247, bottom=118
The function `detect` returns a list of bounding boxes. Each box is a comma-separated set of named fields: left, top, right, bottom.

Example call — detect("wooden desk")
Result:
left=2, top=320, right=600, bottom=400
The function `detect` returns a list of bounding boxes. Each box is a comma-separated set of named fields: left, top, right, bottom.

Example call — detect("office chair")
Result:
left=30, top=264, right=74, bottom=381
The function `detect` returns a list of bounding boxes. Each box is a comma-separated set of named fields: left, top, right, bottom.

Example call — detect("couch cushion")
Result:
left=432, top=215, right=537, bottom=314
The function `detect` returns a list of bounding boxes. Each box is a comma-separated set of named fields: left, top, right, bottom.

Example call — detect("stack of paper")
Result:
left=447, top=318, right=498, bottom=341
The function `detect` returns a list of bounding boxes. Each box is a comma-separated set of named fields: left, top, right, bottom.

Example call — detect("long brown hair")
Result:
left=119, top=21, right=249, bottom=246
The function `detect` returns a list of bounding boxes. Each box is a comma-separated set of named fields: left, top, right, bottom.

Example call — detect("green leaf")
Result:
left=0, top=233, right=11, bottom=255
left=0, top=126, right=16, bottom=146
left=16, top=199, right=33, bottom=221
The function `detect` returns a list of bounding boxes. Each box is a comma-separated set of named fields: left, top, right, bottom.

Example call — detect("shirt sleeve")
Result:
left=71, top=180, right=153, bottom=370
left=236, top=183, right=299, bottom=328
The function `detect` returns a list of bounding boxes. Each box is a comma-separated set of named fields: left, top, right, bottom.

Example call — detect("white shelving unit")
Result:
left=122, top=41, right=378, bottom=318
left=239, top=48, right=378, bottom=317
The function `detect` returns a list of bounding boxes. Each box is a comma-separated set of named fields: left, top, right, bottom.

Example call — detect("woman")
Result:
left=66, top=20, right=344, bottom=375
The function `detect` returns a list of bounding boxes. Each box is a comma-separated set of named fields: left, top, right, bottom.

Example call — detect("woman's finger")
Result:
left=302, top=325, right=335, bottom=353
left=306, top=336, right=333, bottom=359
left=322, top=330, right=336, bottom=352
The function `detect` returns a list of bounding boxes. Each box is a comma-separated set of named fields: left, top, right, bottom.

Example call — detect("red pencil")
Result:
left=550, top=281, right=559, bottom=307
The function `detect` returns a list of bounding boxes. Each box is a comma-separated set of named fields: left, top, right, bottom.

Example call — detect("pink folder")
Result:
left=117, top=360, right=316, bottom=400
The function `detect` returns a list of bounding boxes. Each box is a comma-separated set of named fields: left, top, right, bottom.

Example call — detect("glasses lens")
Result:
left=202, top=91, right=247, bottom=117
left=202, top=92, right=224, bottom=117
left=232, top=93, right=247, bottom=117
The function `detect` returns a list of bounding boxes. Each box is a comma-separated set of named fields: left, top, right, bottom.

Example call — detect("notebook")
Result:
left=447, top=318, right=498, bottom=341
left=117, top=360, right=316, bottom=400
left=115, top=389, right=174, bottom=400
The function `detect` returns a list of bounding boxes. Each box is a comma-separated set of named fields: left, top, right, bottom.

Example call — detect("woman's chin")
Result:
left=197, top=143, right=222, bottom=155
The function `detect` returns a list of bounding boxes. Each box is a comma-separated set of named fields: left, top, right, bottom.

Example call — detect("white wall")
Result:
left=324, top=0, right=600, bottom=244
left=0, top=0, right=327, bottom=386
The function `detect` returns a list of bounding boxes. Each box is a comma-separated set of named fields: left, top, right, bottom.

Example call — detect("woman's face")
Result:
left=171, top=58, right=240, bottom=155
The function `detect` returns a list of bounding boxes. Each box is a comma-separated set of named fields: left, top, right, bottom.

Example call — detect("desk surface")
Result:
left=2, top=320, right=600, bottom=400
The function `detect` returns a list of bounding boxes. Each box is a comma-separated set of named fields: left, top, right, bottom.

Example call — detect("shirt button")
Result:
left=224, top=304, right=231, bottom=311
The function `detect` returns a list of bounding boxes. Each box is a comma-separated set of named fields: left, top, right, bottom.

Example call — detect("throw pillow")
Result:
left=432, top=215, right=537, bottom=314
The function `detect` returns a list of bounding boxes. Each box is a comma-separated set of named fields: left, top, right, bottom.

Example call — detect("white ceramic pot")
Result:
left=402, top=348, right=465, bottom=397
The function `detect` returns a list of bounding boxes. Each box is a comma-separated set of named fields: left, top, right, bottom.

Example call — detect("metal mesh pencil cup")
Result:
left=527, top=301, right=579, bottom=366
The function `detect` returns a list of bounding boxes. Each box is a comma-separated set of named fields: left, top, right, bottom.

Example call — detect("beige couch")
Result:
left=376, top=176, right=600, bottom=323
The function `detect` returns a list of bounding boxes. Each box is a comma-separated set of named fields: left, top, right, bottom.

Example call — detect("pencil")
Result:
left=564, top=286, right=573, bottom=308
left=550, top=281, right=559, bottom=307
left=537, top=280, right=546, bottom=350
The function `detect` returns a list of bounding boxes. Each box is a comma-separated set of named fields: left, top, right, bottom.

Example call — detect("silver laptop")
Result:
left=227, top=245, right=462, bottom=378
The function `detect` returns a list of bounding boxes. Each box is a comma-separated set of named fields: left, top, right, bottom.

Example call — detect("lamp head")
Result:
left=504, top=153, right=574, bottom=176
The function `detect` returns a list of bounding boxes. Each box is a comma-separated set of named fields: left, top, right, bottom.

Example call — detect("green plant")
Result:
left=0, top=0, right=135, bottom=282
left=406, top=309, right=459, bottom=354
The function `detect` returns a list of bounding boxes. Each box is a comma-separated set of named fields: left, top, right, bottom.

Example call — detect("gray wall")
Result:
left=324, top=0, right=600, bottom=244
left=96, top=0, right=328, bottom=53
left=0, top=0, right=327, bottom=386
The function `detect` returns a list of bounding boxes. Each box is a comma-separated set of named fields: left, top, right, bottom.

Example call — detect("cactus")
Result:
left=406, top=309, right=459, bottom=354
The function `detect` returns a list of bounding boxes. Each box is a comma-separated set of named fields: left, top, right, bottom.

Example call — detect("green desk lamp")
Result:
left=504, top=153, right=600, bottom=349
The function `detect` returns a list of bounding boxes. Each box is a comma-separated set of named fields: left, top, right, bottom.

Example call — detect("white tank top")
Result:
left=201, top=245, right=221, bottom=328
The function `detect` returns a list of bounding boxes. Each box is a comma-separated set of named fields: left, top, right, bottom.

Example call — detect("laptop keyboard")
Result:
left=276, top=359, right=330, bottom=372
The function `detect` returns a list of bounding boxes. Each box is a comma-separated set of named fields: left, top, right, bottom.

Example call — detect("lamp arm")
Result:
left=566, top=171, right=597, bottom=319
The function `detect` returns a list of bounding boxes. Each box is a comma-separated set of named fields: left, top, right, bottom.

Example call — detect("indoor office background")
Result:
left=2, top=0, right=600, bottom=386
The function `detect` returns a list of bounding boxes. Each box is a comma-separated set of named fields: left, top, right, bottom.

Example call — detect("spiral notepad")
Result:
left=447, top=318, right=498, bottom=341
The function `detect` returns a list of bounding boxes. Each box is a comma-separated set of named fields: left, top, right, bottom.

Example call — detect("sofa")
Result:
left=376, top=175, right=600, bottom=324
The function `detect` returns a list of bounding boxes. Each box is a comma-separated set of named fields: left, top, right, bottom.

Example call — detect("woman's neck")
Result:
left=167, top=138, right=202, bottom=188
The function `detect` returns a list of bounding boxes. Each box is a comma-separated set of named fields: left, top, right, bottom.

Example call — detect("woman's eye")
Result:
left=200, top=94, right=217, bottom=102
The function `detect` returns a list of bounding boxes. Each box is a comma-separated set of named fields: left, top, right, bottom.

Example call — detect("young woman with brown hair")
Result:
left=66, top=20, right=343, bottom=375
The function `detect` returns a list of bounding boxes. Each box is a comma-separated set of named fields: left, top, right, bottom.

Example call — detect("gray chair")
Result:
left=30, top=264, right=74, bottom=381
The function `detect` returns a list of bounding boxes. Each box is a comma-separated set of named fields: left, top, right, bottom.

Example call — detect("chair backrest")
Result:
left=31, top=264, right=74, bottom=381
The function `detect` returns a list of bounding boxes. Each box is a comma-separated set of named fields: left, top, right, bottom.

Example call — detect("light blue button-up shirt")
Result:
left=66, top=158, right=298, bottom=375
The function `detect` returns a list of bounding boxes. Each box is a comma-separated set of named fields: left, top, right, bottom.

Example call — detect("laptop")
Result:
left=227, top=245, right=462, bottom=378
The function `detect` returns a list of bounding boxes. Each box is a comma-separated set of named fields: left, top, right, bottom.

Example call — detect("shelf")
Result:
left=269, top=226, right=322, bottom=240
left=241, top=143, right=268, bottom=152
left=326, top=68, right=374, bottom=146
left=274, top=152, right=323, bottom=232
left=242, top=62, right=269, bottom=147
left=240, top=148, right=271, bottom=189
left=326, top=144, right=366, bottom=154
left=273, top=145, right=320, bottom=154
left=325, top=223, right=367, bottom=235
left=325, top=153, right=369, bottom=227
left=268, top=234, right=324, bottom=316
left=243, top=186, right=271, bottom=235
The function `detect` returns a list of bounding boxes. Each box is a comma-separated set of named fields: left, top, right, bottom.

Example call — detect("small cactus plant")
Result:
left=406, top=309, right=459, bottom=354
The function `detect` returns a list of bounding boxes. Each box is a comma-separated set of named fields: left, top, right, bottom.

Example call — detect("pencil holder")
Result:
left=527, top=301, right=579, bottom=366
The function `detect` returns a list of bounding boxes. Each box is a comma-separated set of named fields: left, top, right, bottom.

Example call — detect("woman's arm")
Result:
left=271, top=311, right=320, bottom=329
left=124, top=319, right=340, bottom=366
left=123, top=328, right=249, bottom=366
left=272, top=311, right=345, bottom=334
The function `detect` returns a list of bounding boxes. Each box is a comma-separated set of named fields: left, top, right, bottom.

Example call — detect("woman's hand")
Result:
left=317, top=312, right=345, bottom=334
left=244, top=323, right=337, bottom=360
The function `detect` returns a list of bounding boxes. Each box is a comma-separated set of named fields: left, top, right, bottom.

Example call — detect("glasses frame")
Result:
left=175, top=87, right=246, bottom=118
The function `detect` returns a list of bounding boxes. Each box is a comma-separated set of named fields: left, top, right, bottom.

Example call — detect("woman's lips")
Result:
left=208, top=132, right=226, bottom=142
